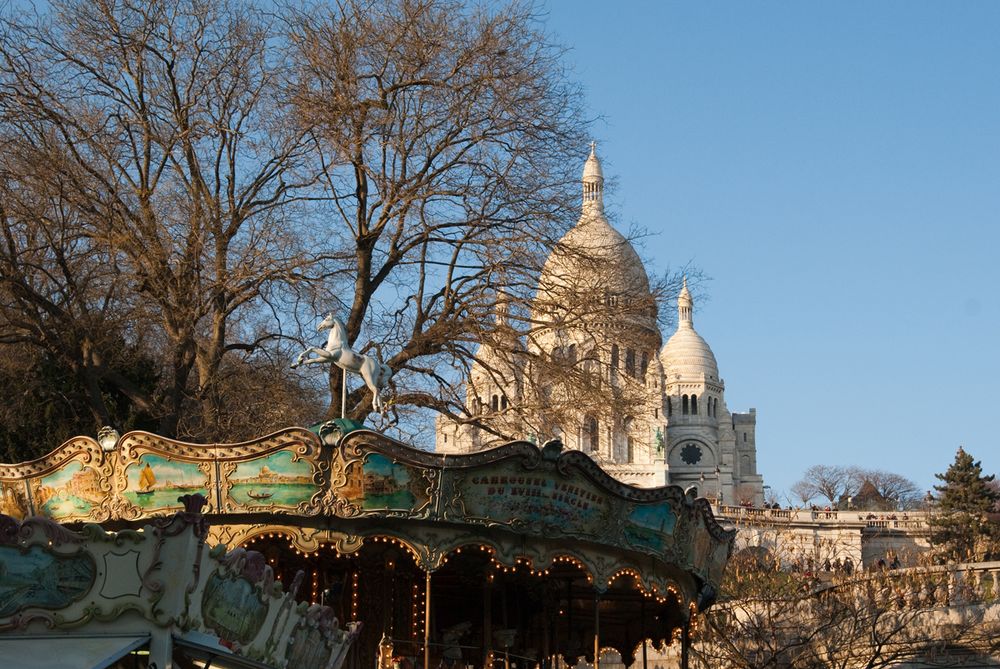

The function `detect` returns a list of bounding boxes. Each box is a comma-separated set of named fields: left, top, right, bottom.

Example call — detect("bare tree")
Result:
left=790, top=465, right=920, bottom=511
left=791, top=480, right=817, bottom=506
left=0, top=0, right=644, bottom=453
left=282, top=0, right=660, bottom=432
left=849, top=468, right=922, bottom=511
left=793, top=465, right=858, bottom=507
left=0, top=0, right=324, bottom=444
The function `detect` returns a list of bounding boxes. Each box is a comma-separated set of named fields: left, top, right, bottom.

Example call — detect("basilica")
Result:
left=436, top=146, right=764, bottom=505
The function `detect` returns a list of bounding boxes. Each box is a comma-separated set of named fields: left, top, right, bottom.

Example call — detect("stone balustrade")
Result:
left=716, top=503, right=932, bottom=528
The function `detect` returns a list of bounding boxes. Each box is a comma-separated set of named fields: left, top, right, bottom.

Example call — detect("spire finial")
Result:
left=582, top=142, right=604, bottom=214
left=678, top=276, right=693, bottom=328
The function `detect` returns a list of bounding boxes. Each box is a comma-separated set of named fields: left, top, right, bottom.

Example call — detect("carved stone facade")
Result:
left=436, top=147, right=765, bottom=505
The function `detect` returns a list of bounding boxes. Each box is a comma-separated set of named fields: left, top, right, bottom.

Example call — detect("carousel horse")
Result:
left=291, top=313, right=393, bottom=413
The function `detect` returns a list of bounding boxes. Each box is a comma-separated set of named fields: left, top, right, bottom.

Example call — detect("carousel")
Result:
left=0, top=318, right=734, bottom=669
left=0, top=424, right=733, bottom=669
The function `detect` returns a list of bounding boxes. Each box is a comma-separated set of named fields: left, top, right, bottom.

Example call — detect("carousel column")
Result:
left=593, top=593, right=601, bottom=669
left=483, top=574, right=493, bottom=669
left=560, top=578, right=583, bottom=664
left=640, top=598, right=647, bottom=669
left=149, top=628, right=172, bottom=669
left=680, top=617, right=690, bottom=669
left=541, top=583, right=551, bottom=669
left=424, top=570, right=432, bottom=669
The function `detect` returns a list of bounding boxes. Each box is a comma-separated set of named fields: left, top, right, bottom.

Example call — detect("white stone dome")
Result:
left=541, top=215, right=652, bottom=296
left=660, top=326, right=719, bottom=381
left=660, top=278, right=720, bottom=380
left=534, top=145, right=656, bottom=332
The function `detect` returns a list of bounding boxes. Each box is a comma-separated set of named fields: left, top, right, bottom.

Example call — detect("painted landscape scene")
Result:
left=229, top=450, right=316, bottom=507
left=0, top=481, right=30, bottom=519
left=31, top=460, right=103, bottom=519
left=624, top=502, right=677, bottom=552
left=0, top=544, right=95, bottom=617
left=342, top=453, right=428, bottom=511
left=125, top=454, right=208, bottom=509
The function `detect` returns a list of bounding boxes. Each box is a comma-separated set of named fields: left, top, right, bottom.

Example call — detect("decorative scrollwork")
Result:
left=0, top=426, right=734, bottom=609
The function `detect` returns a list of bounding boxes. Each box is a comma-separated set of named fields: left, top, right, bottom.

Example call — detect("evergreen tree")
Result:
left=929, top=447, right=1000, bottom=562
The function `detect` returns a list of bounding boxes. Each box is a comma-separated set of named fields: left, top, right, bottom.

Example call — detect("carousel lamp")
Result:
left=97, top=425, right=120, bottom=451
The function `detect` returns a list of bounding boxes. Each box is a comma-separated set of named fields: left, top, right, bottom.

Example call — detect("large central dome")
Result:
left=535, top=145, right=655, bottom=331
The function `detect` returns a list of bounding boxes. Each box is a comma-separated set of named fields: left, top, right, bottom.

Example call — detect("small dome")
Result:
left=660, top=278, right=720, bottom=380
left=660, top=327, right=719, bottom=381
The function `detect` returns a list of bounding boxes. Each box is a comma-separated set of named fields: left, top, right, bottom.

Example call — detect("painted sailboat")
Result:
left=137, top=463, right=156, bottom=496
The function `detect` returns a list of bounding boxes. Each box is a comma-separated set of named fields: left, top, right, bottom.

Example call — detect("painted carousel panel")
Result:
left=29, top=460, right=104, bottom=521
left=0, top=544, right=96, bottom=616
left=0, top=481, right=30, bottom=519
left=341, top=452, right=431, bottom=513
left=623, top=501, right=678, bottom=553
left=123, top=454, right=210, bottom=512
left=285, top=620, right=361, bottom=669
left=227, top=450, right=318, bottom=509
left=442, top=460, right=616, bottom=539
left=200, top=572, right=270, bottom=645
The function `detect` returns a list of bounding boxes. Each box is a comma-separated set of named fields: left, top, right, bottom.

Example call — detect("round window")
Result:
left=680, top=443, right=703, bottom=465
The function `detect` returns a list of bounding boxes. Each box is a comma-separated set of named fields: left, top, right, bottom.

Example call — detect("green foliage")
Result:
left=928, top=447, right=1000, bottom=562
left=0, top=345, right=160, bottom=463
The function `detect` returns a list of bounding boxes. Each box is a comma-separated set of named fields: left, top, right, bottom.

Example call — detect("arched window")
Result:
left=640, top=351, right=649, bottom=378
left=610, top=345, right=619, bottom=378
left=623, top=416, right=634, bottom=461
left=714, top=397, right=719, bottom=417
left=585, top=416, right=599, bottom=453
left=500, top=395, right=508, bottom=410
left=691, top=394, right=698, bottom=415
left=682, top=394, right=689, bottom=415
left=625, top=348, right=636, bottom=377
left=491, top=394, right=499, bottom=411
left=667, top=397, right=672, bottom=417
left=567, top=344, right=577, bottom=364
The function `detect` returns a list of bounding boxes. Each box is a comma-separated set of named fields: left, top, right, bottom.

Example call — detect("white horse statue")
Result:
left=291, top=314, right=393, bottom=414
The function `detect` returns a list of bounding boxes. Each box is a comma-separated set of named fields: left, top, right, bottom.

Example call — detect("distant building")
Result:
left=436, top=146, right=764, bottom=504
left=65, top=466, right=103, bottom=502
left=235, top=465, right=311, bottom=486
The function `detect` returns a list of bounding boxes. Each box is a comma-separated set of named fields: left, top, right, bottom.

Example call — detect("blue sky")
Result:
left=544, top=1, right=1000, bottom=499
